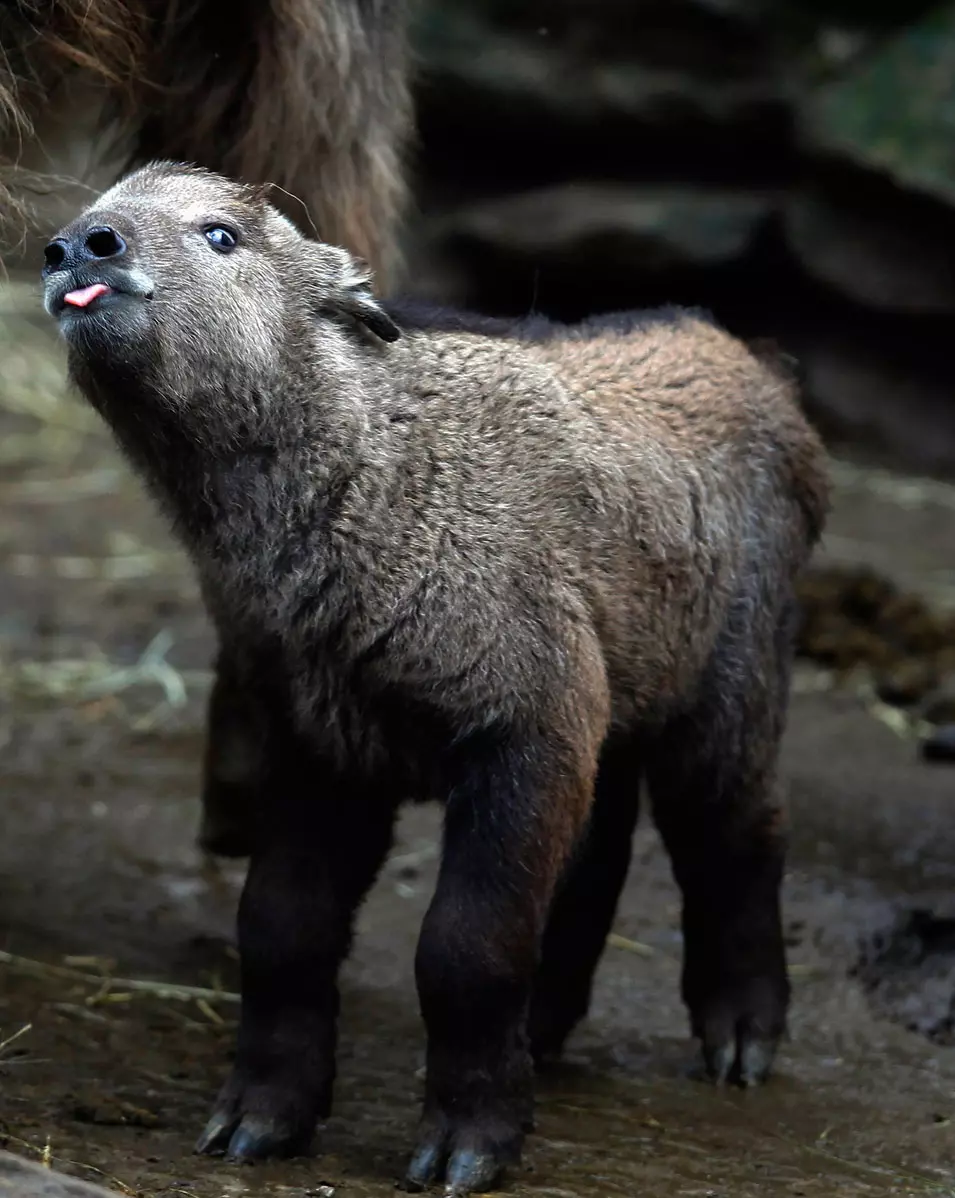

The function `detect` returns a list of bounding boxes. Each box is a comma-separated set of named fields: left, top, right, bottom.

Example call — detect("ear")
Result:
left=342, top=292, right=402, bottom=343
left=334, top=252, right=402, bottom=343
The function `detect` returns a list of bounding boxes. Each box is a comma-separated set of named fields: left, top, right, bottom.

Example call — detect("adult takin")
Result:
left=41, top=161, right=830, bottom=1195
left=1, top=0, right=411, bottom=282
left=2, top=0, right=413, bottom=862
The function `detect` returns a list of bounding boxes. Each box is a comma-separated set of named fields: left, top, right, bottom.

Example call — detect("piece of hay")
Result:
left=0, top=950, right=239, bottom=1006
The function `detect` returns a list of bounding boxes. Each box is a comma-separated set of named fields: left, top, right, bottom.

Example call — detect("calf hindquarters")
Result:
left=530, top=572, right=797, bottom=1083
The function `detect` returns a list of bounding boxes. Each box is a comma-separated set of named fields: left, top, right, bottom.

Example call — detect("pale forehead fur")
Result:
left=96, top=161, right=262, bottom=214
left=87, top=162, right=367, bottom=287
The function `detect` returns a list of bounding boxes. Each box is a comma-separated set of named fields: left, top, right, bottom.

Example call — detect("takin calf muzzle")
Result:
left=43, top=160, right=831, bottom=1196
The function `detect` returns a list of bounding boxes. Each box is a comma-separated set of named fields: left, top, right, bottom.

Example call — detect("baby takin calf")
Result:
left=42, top=162, right=829, bottom=1195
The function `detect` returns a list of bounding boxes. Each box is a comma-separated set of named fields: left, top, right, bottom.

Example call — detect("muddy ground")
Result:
left=2, top=275, right=955, bottom=1198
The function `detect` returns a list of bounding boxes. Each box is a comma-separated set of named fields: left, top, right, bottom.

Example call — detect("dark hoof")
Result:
left=703, top=1034, right=778, bottom=1087
left=405, top=1137, right=444, bottom=1190
left=693, top=974, right=787, bottom=1089
left=445, top=1147, right=505, bottom=1195
left=405, top=1118, right=521, bottom=1196
left=195, top=1077, right=321, bottom=1163
left=227, top=1115, right=307, bottom=1161
left=195, top=1112, right=236, bottom=1156
left=196, top=1110, right=312, bottom=1161
left=739, top=1037, right=778, bottom=1086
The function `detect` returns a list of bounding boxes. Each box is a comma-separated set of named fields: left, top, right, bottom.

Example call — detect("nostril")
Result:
left=84, top=226, right=126, bottom=259
left=43, top=241, right=66, bottom=270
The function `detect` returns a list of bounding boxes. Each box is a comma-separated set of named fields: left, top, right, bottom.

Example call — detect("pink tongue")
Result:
left=63, top=282, right=111, bottom=308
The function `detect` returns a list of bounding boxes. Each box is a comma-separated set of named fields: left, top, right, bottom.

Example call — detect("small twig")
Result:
left=788, top=963, right=827, bottom=980
left=49, top=1003, right=112, bottom=1026
left=606, top=932, right=658, bottom=957
left=0, top=633, right=212, bottom=716
left=0, top=950, right=239, bottom=1005
left=387, top=843, right=440, bottom=872
left=195, top=998, right=225, bottom=1026
left=604, top=937, right=824, bottom=982
left=0, top=1022, right=32, bottom=1056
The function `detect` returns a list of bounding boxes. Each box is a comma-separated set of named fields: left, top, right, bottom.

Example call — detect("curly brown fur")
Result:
left=43, top=162, right=830, bottom=1195
left=1, top=0, right=411, bottom=280
left=0, top=1, right=141, bottom=122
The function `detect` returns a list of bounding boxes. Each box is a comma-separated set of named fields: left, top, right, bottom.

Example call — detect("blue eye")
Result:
left=203, top=225, right=238, bottom=252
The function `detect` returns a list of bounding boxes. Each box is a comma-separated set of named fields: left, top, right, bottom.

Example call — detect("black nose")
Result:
left=44, top=225, right=127, bottom=273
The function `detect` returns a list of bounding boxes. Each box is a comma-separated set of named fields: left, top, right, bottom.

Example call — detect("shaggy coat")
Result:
left=42, top=162, right=830, bottom=1196
left=1, top=0, right=411, bottom=277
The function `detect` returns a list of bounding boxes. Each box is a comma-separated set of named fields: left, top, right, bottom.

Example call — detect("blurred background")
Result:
left=404, top=0, right=955, bottom=479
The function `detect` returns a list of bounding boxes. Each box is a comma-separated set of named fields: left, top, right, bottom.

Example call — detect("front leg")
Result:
left=408, top=720, right=601, bottom=1196
left=196, top=733, right=396, bottom=1160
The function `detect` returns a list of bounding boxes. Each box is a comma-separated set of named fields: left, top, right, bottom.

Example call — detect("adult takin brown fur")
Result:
left=2, top=0, right=413, bottom=860
left=41, top=161, right=830, bottom=1195
left=1, top=0, right=411, bottom=280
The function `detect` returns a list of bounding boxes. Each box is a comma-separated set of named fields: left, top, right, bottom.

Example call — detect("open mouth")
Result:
left=46, top=276, right=153, bottom=319
left=43, top=268, right=153, bottom=321
left=62, top=282, right=113, bottom=309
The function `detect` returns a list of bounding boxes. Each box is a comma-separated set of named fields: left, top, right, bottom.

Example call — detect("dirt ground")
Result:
left=2, top=275, right=955, bottom=1198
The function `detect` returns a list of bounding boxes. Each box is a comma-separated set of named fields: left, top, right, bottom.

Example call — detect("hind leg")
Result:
left=646, top=618, right=794, bottom=1087
left=528, top=737, right=642, bottom=1063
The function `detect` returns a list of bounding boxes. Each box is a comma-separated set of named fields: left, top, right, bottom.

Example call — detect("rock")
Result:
left=801, top=5, right=955, bottom=204
left=874, top=658, right=938, bottom=707
left=922, top=671, right=955, bottom=726
left=784, top=189, right=955, bottom=315
left=925, top=695, right=955, bottom=727
left=413, top=1, right=785, bottom=126
left=0, top=1151, right=125, bottom=1197
left=424, top=183, right=773, bottom=273
left=800, top=341, right=955, bottom=478
left=922, top=724, right=955, bottom=763
left=407, top=1, right=955, bottom=481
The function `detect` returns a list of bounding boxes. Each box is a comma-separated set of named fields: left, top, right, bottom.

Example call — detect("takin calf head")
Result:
left=42, top=161, right=403, bottom=463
